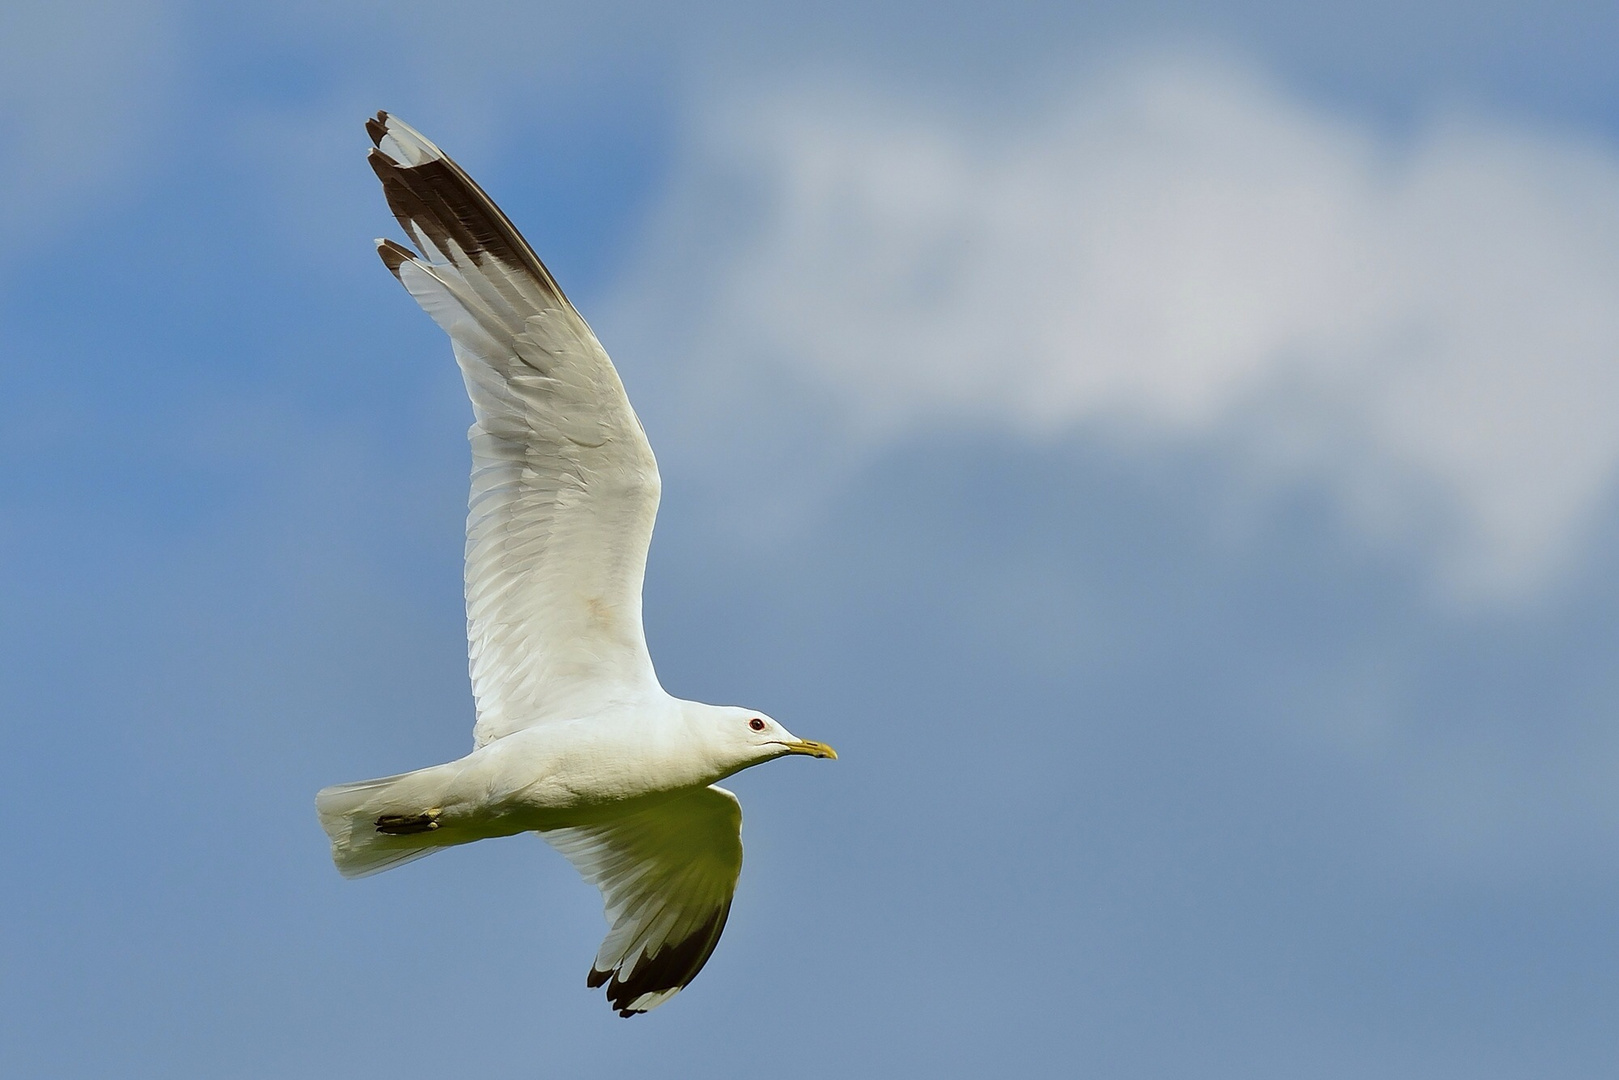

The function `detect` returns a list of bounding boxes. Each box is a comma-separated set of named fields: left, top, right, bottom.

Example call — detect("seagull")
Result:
left=316, top=112, right=837, bottom=1018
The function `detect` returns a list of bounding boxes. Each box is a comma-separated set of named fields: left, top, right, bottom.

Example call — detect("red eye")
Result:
left=749, top=718, right=766, bottom=731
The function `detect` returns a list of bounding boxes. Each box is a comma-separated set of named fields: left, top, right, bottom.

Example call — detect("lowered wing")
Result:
left=367, top=112, right=662, bottom=745
left=543, top=786, right=744, bottom=1016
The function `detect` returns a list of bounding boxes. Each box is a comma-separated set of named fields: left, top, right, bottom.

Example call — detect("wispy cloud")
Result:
left=619, top=53, right=1619, bottom=599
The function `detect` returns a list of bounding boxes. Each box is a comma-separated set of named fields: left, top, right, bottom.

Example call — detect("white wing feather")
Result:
left=366, top=112, right=662, bottom=746
left=543, top=786, right=743, bottom=1016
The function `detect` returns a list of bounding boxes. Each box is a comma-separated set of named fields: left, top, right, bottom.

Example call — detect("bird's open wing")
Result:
left=543, top=785, right=743, bottom=1016
left=367, top=113, right=662, bottom=746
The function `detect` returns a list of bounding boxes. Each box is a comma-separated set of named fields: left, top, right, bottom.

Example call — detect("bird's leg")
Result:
left=375, top=808, right=443, bottom=835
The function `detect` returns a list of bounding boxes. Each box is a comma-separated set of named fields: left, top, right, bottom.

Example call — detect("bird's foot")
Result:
left=375, top=808, right=442, bottom=835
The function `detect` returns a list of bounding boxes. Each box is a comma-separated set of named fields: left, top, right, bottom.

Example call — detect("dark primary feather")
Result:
left=589, top=904, right=734, bottom=1017
left=365, top=111, right=571, bottom=307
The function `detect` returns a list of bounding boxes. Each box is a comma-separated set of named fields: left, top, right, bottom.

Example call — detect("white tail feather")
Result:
left=316, top=769, right=449, bottom=878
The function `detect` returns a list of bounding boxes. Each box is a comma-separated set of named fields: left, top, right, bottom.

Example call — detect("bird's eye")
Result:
left=749, top=718, right=766, bottom=731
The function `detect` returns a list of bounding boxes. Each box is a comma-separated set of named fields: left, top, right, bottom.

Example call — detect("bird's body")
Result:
left=322, top=698, right=776, bottom=852
left=316, top=112, right=834, bottom=1017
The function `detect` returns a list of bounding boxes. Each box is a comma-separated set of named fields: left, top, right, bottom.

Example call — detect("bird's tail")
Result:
left=315, top=767, right=457, bottom=878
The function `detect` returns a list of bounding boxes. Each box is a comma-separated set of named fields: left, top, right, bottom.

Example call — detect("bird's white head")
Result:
left=690, top=703, right=838, bottom=779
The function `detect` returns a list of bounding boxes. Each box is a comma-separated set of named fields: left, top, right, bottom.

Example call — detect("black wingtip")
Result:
left=366, top=145, right=397, bottom=178
left=587, top=968, right=610, bottom=989
left=376, top=238, right=414, bottom=279
left=358, top=116, right=572, bottom=308
left=592, top=903, right=732, bottom=1016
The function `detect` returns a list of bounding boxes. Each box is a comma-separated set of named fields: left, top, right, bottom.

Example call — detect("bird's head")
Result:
left=695, top=704, right=838, bottom=777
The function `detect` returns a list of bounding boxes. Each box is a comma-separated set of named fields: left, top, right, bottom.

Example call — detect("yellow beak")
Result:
left=782, top=739, right=838, bottom=760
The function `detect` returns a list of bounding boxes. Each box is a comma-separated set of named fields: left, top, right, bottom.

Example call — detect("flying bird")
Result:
left=316, top=112, right=836, bottom=1017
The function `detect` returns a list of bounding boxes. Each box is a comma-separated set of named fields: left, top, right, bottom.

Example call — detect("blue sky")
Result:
left=5, top=1, right=1619, bottom=1076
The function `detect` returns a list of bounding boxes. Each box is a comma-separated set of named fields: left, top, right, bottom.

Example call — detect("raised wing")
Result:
left=366, top=113, right=662, bottom=745
left=543, top=786, right=744, bottom=1016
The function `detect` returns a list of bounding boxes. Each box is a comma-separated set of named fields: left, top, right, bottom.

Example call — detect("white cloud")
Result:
left=620, top=54, right=1619, bottom=599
